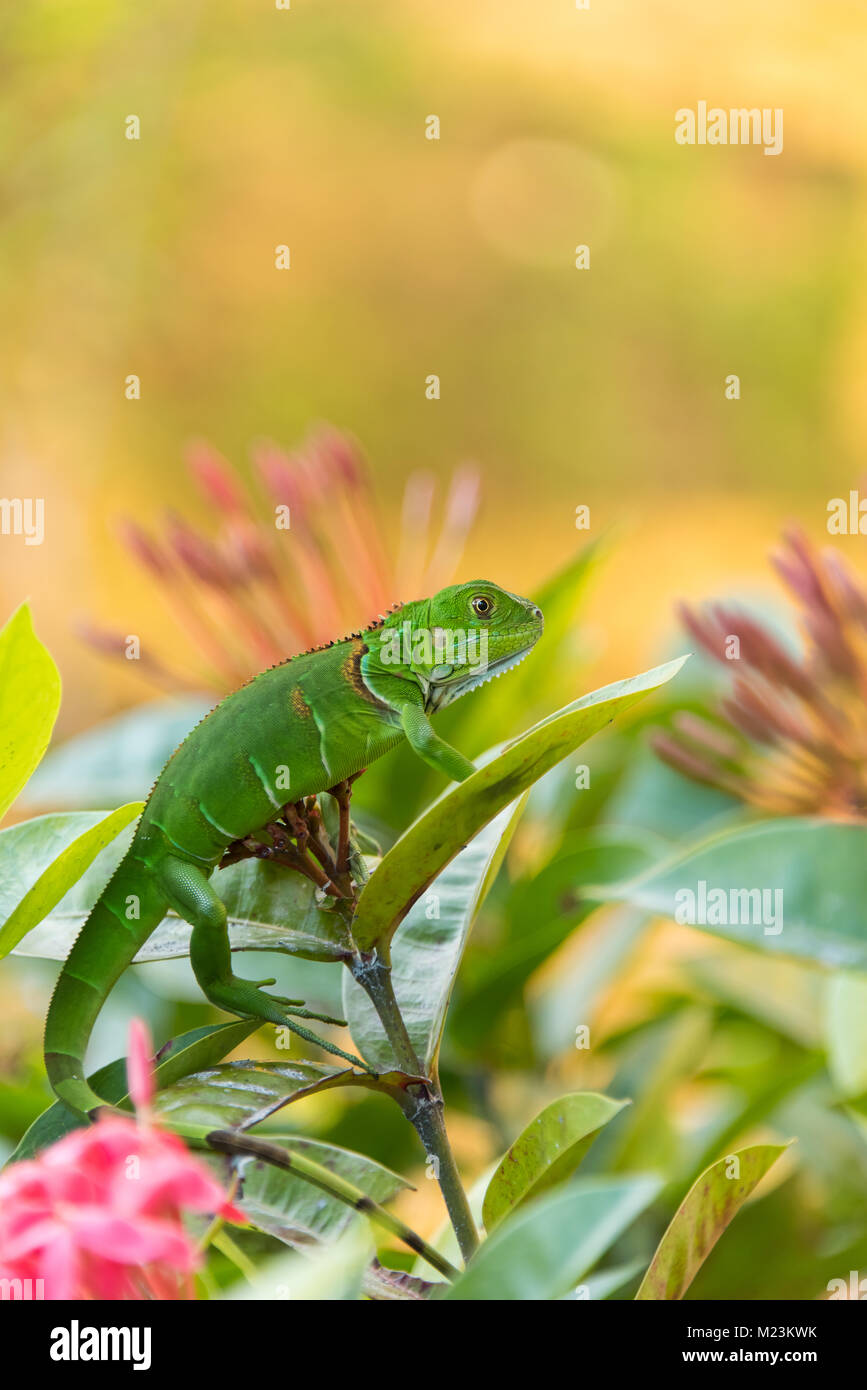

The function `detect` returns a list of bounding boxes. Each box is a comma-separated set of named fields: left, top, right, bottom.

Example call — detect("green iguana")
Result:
left=45, top=581, right=544, bottom=1118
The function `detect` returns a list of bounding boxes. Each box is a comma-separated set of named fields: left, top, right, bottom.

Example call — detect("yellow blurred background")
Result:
left=2, top=0, right=866, bottom=732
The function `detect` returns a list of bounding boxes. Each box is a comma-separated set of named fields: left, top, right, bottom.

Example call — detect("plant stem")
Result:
left=350, top=950, right=419, bottom=1074
left=195, top=1172, right=240, bottom=1256
left=408, top=1093, right=480, bottom=1264
left=349, top=950, right=480, bottom=1263
left=212, top=1229, right=260, bottom=1285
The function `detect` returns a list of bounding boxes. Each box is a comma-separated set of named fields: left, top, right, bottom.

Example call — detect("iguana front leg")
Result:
left=399, top=702, right=476, bottom=782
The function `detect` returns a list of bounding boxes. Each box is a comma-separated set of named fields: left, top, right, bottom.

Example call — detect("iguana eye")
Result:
left=471, top=595, right=493, bottom=616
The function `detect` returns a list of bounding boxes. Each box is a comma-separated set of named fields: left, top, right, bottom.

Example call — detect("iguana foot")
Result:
left=247, top=975, right=305, bottom=1004
left=202, top=974, right=376, bottom=1074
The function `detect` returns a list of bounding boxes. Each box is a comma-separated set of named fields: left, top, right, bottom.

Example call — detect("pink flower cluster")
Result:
left=80, top=428, right=480, bottom=696
left=0, top=1023, right=241, bottom=1300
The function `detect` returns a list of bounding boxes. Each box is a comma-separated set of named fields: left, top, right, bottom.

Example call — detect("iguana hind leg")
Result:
left=156, top=856, right=373, bottom=1071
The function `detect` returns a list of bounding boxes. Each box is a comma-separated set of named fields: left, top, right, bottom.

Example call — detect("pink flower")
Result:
left=654, top=526, right=867, bottom=818
left=0, top=1023, right=241, bottom=1299
left=126, top=1017, right=155, bottom=1118
left=80, top=427, right=480, bottom=694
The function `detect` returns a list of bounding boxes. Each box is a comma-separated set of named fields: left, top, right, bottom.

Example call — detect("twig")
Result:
left=207, top=1129, right=459, bottom=1282
left=348, top=950, right=480, bottom=1263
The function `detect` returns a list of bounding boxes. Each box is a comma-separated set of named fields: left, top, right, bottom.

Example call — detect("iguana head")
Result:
left=376, top=581, right=544, bottom=710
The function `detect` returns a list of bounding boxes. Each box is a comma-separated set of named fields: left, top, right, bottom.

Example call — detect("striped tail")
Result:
left=44, top=847, right=169, bottom=1119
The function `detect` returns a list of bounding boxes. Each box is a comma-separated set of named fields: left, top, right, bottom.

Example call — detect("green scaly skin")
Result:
left=44, top=581, right=544, bottom=1118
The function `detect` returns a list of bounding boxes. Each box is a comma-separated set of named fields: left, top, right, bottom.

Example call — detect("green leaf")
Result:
left=604, top=742, right=739, bottom=841
left=684, top=946, right=825, bottom=1048
left=527, top=905, right=648, bottom=1061
left=635, top=1142, right=791, bottom=1299
left=206, top=1130, right=456, bottom=1281
left=531, top=538, right=607, bottom=639
left=0, top=605, right=61, bottom=821
left=225, top=1225, right=373, bottom=1302
left=353, top=657, right=689, bottom=953
left=1, top=813, right=125, bottom=929
left=443, top=1175, right=661, bottom=1301
left=604, top=1006, right=714, bottom=1175
left=579, top=1258, right=647, bottom=1301
left=8, top=1021, right=259, bottom=1162
left=687, top=1052, right=820, bottom=1187
left=597, top=818, right=867, bottom=969
left=343, top=797, right=527, bottom=1071
left=504, top=827, right=665, bottom=932
left=12, top=824, right=358, bottom=964
left=152, top=1059, right=378, bottom=1139
left=826, top=972, right=867, bottom=1097
left=362, top=1262, right=435, bottom=1301
left=0, top=805, right=142, bottom=958
left=223, top=1137, right=410, bottom=1251
left=22, top=696, right=209, bottom=809
left=482, top=1092, right=629, bottom=1231
left=452, top=830, right=661, bottom=1052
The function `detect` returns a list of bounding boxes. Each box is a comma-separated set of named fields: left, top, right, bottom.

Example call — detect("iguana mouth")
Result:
left=425, top=636, right=538, bottom=711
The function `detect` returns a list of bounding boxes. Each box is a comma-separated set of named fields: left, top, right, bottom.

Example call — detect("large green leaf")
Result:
left=452, top=830, right=661, bottom=1051
left=0, top=806, right=142, bottom=957
left=152, top=1059, right=381, bottom=1139
left=443, top=1175, right=661, bottom=1301
left=527, top=905, right=648, bottom=1061
left=597, top=818, right=867, bottom=969
left=599, top=1007, right=714, bottom=1177
left=207, top=1130, right=456, bottom=1281
left=530, top=539, right=607, bottom=641
left=502, top=827, right=665, bottom=933
left=225, top=1225, right=373, bottom=1302
left=12, top=823, right=358, bottom=964
left=687, top=1053, right=820, bottom=1187
left=0, top=604, right=61, bottom=821
left=482, top=1092, right=629, bottom=1231
left=635, top=1143, right=790, bottom=1300
left=343, top=798, right=527, bottom=1071
left=684, top=946, right=825, bottom=1048
left=604, top=741, right=740, bottom=841
left=826, top=972, right=867, bottom=1097
left=22, top=696, right=210, bottom=809
left=8, top=1021, right=259, bottom=1162
left=579, top=1258, right=647, bottom=1301
left=362, top=1262, right=435, bottom=1301
left=353, top=657, right=688, bottom=954
left=223, top=1137, right=410, bottom=1251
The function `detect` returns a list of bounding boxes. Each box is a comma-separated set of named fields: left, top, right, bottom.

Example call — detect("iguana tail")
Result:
left=44, top=846, right=169, bottom=1119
